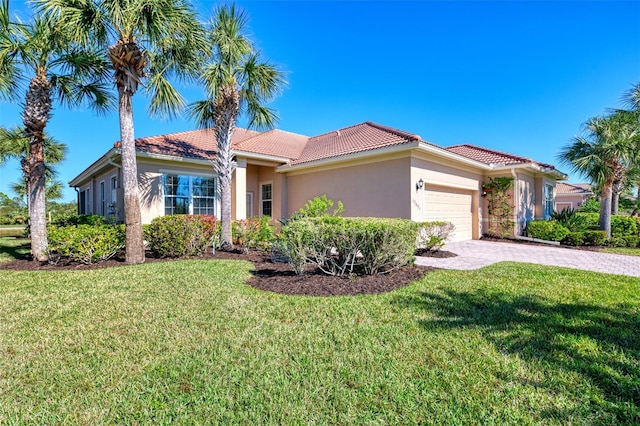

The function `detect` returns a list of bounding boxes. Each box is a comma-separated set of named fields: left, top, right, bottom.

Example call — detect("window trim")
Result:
left=246, top=191, right=254, bottom=218
left=260, top=181, right=273, bottom=217
left=161, top=170, right=218, bottom=217
left=544, top=183, right=554, bottom=219
left=99, top=180, right=105, bottom=216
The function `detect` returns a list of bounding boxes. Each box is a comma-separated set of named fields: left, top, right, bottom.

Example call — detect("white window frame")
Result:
left=544, top=184, right=554, bottom=219
left=161, top=169, right=218, bottom=216
left=260, top=181, right=273, bottom=217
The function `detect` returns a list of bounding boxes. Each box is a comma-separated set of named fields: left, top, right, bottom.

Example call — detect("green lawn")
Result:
left=0, top=241, right=639, bottom=424
left=601, top=246, right=640, bottom=257
left=0, top=237, right=30, bottom=262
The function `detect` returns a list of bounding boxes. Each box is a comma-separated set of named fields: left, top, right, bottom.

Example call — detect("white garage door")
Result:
left=424, top=186, right=473, bottom=242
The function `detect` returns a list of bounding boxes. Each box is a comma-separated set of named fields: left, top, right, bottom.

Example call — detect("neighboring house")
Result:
left=69, top=121, right=567, bottom=242
left=555, top=182, right=593, bottom=211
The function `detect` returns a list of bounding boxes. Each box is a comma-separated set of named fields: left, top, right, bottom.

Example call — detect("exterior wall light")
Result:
left=416, top=178, right=424, bottom=190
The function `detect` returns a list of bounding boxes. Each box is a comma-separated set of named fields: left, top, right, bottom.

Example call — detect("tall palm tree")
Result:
left=557, top=114, right=638, bottom=237
left=0, top=2, right=112, bottom=261
left=37, top=0, right=205, bottom=264
left=188, top=4, right=285, bottom=249
left=0, top=126, right=67, bottom=207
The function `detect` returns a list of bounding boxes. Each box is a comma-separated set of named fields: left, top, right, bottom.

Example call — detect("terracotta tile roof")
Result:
left=234, top=129, right=308, bottom=159
left=556, top=182, right=593, bottom=195
left=446, top=144, right=556, bottom=169
left=291, top=121, right=421, bottom=165
left=133, top=128, right=260, bottom=161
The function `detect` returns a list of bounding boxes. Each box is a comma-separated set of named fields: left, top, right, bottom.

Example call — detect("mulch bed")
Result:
left=1, top=244, right=443, bottom=296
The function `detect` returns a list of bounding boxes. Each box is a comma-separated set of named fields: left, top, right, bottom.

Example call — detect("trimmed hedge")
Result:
left=146, top=215, right=218, bottom=258
left=48, top=224, right=125, bottom=264
left=526, top=220, right=570, bottom=242
left=278, top=217, right=417, bottom=276
left=576, top=213, right=639, bottom=237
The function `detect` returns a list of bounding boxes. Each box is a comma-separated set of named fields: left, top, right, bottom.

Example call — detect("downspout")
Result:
left=74, top=187, right=80, bottom=215
left=511, top=168, right=518, bottom=237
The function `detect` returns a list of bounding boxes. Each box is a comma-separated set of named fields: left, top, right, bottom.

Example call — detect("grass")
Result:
left=601, top=246, right=640, bottom=257
left=0, top=236, right=30, bottom=262
left=0, top=242, right=639, bottom=424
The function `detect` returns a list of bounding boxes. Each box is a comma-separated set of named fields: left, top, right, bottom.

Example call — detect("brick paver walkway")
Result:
left=414, top=240, right=640, bottom=278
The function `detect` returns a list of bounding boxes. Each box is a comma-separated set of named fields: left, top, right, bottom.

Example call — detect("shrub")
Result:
left=416, top=221, right=455, bottom=251
left=526, top=220, right=570, bottom=242
left=297, top=194, right=344, bottom=218
left=48, top=224, right=125, bottom=264
left=232, top=216, right=275, bottom=252
left=53, top=214, right=107, bottom=227
left=551, top=208, right=587, bottom=232
left=278, top=217, right=416, bottom=276
left=606, top=237, right=627, bottom=248
left=623, top=235, right=640, bottom=248
left=146, top=215, right=217, bottom=258
left=582, top=230, right=607, bottom=246
left=576, top=213, right=639, bottom=237
left=562, top=232, right=585, bottom=247
left=578, top=198, right=600, bottom=213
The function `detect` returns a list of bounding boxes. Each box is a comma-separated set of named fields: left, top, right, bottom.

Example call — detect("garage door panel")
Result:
left=424, top=186, right=473, bottom=242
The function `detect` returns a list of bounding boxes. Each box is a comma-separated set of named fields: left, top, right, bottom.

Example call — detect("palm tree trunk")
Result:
left=214, top=85, right=240, bottom=250
left=611, top=191, right=620, bottom=216
left=118, top=90, right=145, bottom=264
left=599, top=182, right=613, bottom=238
left=23, top=73, right=51, bottom=262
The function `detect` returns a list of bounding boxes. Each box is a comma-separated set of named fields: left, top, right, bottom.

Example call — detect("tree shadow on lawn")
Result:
left=393, top=289, right=640, bottom=423
left=0, top=239, right=31, bottom=261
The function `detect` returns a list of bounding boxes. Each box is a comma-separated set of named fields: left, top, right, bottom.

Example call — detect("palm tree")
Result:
left=36, top=0, right=205, bottom=264
left=557, top=114, right=638, bottom=237
left=1, top=126, right=66, bottom=208
left=0, top=2, right=112, bottom=261
left=188, top=4, right=285, bottom=249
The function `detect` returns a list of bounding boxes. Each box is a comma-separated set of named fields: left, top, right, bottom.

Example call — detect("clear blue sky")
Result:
left=1, top=0, right=639, bottom=202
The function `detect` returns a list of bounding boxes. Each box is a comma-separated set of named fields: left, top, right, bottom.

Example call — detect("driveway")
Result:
left=414, top=240, right=640, bottom=278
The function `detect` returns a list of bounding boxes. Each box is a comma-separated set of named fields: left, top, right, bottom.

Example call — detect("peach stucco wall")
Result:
left=286, top=156, right=412, bottom=219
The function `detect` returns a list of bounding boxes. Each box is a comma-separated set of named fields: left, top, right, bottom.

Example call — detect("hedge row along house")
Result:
left=69, top=121, right=567, bottom=242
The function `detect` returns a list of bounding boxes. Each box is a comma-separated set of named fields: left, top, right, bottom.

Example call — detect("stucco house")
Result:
left=69, top=121, right=567, bottom=242
left=555, top=182, right=593, bottom=211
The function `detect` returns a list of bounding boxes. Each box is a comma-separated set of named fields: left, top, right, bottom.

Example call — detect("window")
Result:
left=79, top=190, right=87, bottom=215
left=246, top=192, right=254, bottom=217
left=261, top=183, right=272, bottom=217
left=99, top=181, right=105, bottom=215
left=544, top=184, right=554, bottom=218
left=163, top=173, right=216, bottom=216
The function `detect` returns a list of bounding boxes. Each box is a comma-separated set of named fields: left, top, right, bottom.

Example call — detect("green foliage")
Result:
left=550, top=208, right=587, bottom=232
left=53, top=214, right=107, bottom=227
left=561, top=232, right=585, bottom=246
left=232, top=216, right=275, bottom=252
left=297, top=194, right=344, bottom=218
left=278, top=217, right=416, bottom=276
left=576, top=213, right=639, bottom=237
left=416, top=221, right=455, bottom=251
left=526, top=220, right=570, bottom=242
left=582, top=230, right=608, bottom=246
left=48, top=224, right=125, bottom=264
left=146, top=215, right=218, bottom=258
left=483, top=176, right=514, bottom=237
left=578, top=197, right=600, bottom=213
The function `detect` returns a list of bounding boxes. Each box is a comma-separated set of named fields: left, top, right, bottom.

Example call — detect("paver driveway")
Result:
left=415, top=240, right=640, bottom=278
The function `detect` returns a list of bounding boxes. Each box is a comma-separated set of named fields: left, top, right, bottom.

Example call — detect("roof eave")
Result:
left=417, top=143, right=492, bottom=170
left=69, top=147, right=120, bottom=187
left=491, top=162, right=568, bottom=180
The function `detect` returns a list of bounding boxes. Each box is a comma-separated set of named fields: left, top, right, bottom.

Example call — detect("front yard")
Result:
left=1, top=237, right=639, bottom=424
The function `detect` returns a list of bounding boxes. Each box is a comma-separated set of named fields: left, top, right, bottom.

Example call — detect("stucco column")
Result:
left=234, top=158, right=247, bottom=220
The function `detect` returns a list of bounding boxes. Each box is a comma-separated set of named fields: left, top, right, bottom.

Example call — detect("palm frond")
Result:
left=146, top=73, right=186, bottom=119
left=186, top=99, right=217, bottom=129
